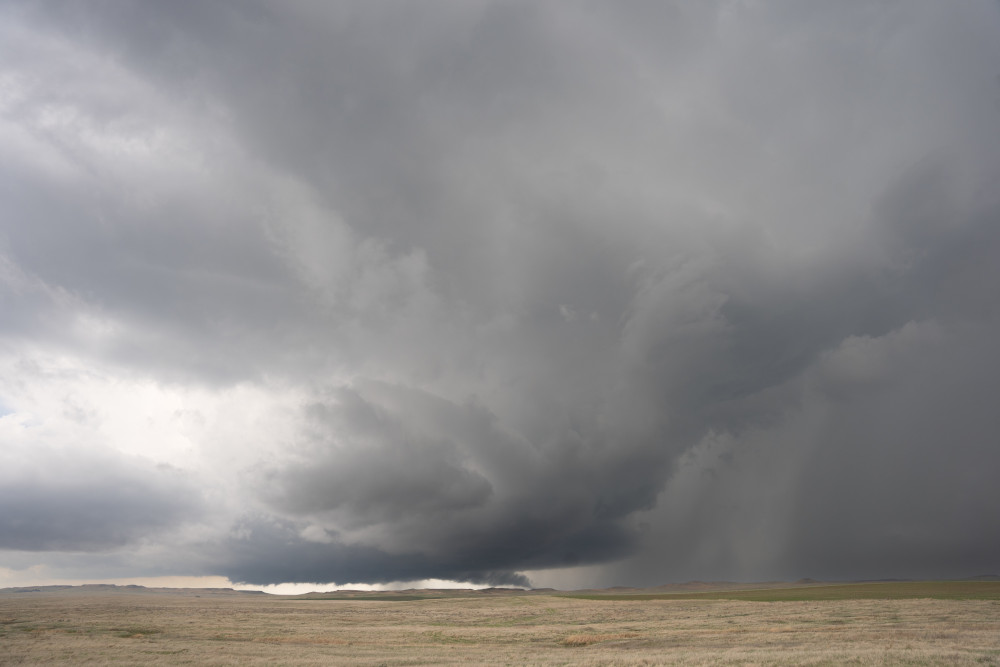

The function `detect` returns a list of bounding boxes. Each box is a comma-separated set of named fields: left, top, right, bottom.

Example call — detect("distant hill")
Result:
left=0, top=584, right=263, bottom=596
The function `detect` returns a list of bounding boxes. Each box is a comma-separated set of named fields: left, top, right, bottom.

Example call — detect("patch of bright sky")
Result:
left=245, top=579, right=494, bottom=595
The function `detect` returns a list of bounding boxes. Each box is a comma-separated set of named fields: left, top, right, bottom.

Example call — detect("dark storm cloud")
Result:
left=2, top=0, right=1000, bottom=587
left=216, top=516, right=530, bottom=588
left=237, top=382, right=639, bottom=584
left=263, top=388, right=495, bottom=524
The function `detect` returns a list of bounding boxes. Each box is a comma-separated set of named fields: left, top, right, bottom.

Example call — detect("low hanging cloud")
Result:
left=0, top=442, right=203, bottom=552
left=1, top=0, right=999, bottom=587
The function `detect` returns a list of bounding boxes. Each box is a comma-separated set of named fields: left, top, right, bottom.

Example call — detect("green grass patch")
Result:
left=561, top=581, right=1000, bottom=602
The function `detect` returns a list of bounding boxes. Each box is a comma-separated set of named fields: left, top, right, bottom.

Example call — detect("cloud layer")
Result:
left=2, top=0, right=999, bottom=587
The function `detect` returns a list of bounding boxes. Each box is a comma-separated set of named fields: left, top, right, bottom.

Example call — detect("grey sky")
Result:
left=1, top=0, right=999, bottom=589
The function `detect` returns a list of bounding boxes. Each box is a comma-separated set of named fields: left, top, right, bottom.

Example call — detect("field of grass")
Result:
left=565, top=580, right=1000, bottom=602
left=1, top=582, right=998, bottom=665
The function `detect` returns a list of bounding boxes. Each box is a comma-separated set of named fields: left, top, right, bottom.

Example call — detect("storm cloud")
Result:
left=1, top=0, right=999, bottom=588
left=0, top=442, right=202, bottom=552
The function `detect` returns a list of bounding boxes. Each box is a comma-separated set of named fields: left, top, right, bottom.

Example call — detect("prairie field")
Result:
left=1, top=582, right=999, bottom=665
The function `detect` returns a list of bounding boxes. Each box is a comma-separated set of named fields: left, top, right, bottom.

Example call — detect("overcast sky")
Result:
left=2, top=0, right=999, bottom=591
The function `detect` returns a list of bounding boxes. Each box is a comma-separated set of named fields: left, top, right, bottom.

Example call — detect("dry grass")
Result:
left=561, top=631, right=640, bottom=646
left=1, top=585, right=998, bottom=665
left=568, top=580, right=1000, bottom=602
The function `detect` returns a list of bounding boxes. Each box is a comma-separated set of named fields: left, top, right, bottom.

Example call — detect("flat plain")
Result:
left=2, top=582, right=999, bottom=665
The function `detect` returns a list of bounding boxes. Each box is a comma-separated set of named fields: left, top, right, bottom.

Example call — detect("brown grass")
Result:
left=1, top=585, right=998, bottom=664
left=561, top=631, right=640, bottom=645
left=567, top=580, right=1000, bottom=602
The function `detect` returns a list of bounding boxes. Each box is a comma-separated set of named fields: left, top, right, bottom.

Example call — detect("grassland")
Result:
left=565, top=580, right=1000, bottom=602
left=1, top=581, right=998, bottom=665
